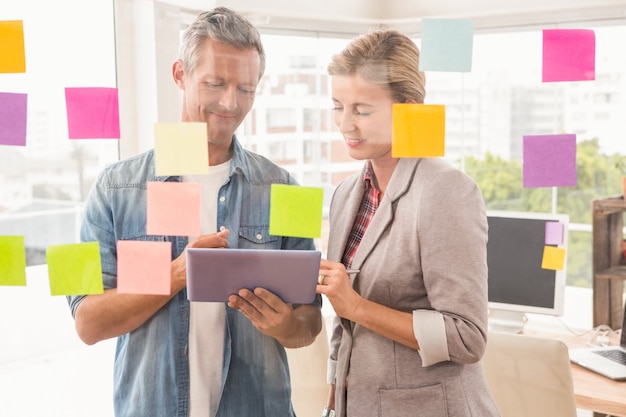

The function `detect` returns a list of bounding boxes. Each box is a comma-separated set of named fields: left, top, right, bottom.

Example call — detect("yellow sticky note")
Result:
left=117, top=240, right=172, bottom=295
left=541, top=246, right=566, bottom=271
left=46, top=242, right=104, bottom=296
left=146, top=181, right=202, bottom=236
left=0, top=20, right=26, bottom=73
left=392, top=104, right=445, bottom=157
left=0, top=235, right=27, bottom=286
left=269, top=184, right=323, bottom=238
left=154, top=122, right=209, bottom=176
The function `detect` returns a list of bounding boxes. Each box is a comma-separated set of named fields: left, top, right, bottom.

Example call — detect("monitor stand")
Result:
left=488, top=310, right=528, bottom=334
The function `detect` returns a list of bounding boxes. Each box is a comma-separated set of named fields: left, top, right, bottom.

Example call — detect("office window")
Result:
left=0, top=0, right=119, bottom=266
left=242, top=26, right=626, bottom=289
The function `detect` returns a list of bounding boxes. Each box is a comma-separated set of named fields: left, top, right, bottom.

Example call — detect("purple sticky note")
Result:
left=0, top=92, right=27, bottom=146
left=523, top=134, right=577, bottom=188
left=545, top=221, right=564, bottom=245
left=542, top=29, right=595, bottom=82
left=65, top=87, right=120, bottom=139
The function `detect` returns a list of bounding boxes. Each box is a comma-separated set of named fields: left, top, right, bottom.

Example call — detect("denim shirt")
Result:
left=67, top=137, right=319, bottom=417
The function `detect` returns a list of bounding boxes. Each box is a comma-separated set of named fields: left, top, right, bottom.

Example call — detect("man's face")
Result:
left=179, top=38, right=261, bottom=148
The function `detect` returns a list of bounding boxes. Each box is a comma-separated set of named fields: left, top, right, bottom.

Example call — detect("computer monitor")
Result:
left=486, top=210, right=569, bottom=333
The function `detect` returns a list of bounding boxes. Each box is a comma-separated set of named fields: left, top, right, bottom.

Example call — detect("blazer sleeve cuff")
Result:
left=412, top=309, right=450, bottom=367
left=327, top=358, right=337, bottom=384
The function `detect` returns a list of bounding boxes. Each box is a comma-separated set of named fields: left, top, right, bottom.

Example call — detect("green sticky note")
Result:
left=46, top=242, right=104, bottom=296
left=269, top=184, right=323, bottom=238
left=0, top=235, right=27, bottom=286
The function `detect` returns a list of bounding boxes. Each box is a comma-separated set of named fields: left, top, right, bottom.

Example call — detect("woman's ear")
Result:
left=172, top=60, right=185, bottom=89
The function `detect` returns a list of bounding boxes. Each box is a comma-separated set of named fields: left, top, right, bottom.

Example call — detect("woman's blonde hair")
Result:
left=328, top=29, right=426, bottom=103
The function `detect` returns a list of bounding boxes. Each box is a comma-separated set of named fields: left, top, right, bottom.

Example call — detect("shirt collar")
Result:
left=362, top=161, right=379, bottom=191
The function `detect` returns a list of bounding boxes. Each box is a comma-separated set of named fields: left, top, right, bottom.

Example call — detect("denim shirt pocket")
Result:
left=238, top=226, right=281, bottom=249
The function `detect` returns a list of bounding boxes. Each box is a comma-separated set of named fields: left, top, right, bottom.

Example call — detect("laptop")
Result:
left=569, top=300, right=626, bottom=381
left=186, top=248, right=321, bottom=304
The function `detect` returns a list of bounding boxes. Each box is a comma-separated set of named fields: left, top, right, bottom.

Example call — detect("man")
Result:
left=67, top=7, right=322, bottom=417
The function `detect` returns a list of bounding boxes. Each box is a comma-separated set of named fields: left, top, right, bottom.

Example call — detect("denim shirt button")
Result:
left=256, top=233, right=263, bottom=240
left=219, top=196, right=226, bottom=203
left=220, top=225, right=226, bottom=232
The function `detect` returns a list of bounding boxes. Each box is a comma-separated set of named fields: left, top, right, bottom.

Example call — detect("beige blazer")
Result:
left=327, top=158, right=500, bottom=417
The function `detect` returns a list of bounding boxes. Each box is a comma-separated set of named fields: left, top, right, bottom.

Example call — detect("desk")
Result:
left=523, top=328, right=626, bottom=417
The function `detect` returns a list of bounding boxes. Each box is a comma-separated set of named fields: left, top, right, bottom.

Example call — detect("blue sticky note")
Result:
left=420, top=19, right=474, bottom=72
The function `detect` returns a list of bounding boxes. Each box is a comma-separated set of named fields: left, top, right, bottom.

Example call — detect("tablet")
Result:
left=186, top=248, right=321, bottom=304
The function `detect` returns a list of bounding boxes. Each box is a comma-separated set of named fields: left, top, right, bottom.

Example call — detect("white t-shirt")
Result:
left=184, top=160, right=231, bottom=417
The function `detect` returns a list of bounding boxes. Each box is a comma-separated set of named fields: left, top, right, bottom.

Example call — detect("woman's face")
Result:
left=331, top=73, right=395, bottom=163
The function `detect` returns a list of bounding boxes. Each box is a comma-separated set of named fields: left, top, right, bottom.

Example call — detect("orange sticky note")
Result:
left=154, top=123, right=209, bottom=176
left=541, top=246, right=566, bottom=271
left=117, top=240, right=172, bottom=295
left=0, top=20, right=26, bottom=73
left=46, top=242, right=104, bottom=296
left=392, top=104, right=445, bottom=157
left=146, top=181, right=202, bottom=236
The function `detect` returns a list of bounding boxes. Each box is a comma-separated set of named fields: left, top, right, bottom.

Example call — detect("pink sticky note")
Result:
left=117, top=240, right=172, bottom=295
left=542, top=29, right=595, bottom=82
left=65, top=87, right=120, bottom=139
left=146, top=181, right=201, bottom=236
left=545, top=221, right=564, bottom=245
left=523, top=134, right=577, bottom=188
left=0, top=92, right=27, bottom=146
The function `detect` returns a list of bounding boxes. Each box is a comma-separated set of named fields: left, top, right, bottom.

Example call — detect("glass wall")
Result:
left=240, top=26, right=626, bottom=288
left=1, top=3, right=625, bottom=413
left=0, top=0, right=119, bottom=266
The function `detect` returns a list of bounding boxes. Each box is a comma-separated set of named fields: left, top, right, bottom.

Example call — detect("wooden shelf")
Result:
left=592, top=196, right=625, bottom=330
left=595, top=265, right=626, bottom=281
left=593, top=195, right=626, bottom=215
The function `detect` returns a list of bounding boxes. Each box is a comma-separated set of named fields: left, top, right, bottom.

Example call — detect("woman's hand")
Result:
left=316, top=259, right=363, bottom=321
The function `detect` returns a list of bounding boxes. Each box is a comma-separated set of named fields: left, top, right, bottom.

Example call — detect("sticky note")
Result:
left=523, top=134, right=577, bottom=188
left=0, top=20, right=26, bottom=73
left=65, top=87, right=120, bottom=139
left=545, top=221, right=564, bottom=245
left=541, top=246, right=566, bottom=271
left=269, top=184, right=323, bottom=238
left=0, top=92, right=27, bottom=146
left=542, top=29, right=595, bottom=82
left=420, top=19, right=474, bottom=72
left=117, top=240, right=172, bottom=295
left=46, top=242, right=104, bottom=296
left=146, top=181, right=202, bottom=236
left=154, top=123, right=209, bottom=176
left=392, top=104, right=445, bottom=157
left=0, top=236, right=27, bottom=286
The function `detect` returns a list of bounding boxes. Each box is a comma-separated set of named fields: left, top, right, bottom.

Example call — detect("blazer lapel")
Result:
left=350, top=158, right=420, bottom=270
left=327, top=172, right=365, bottom=264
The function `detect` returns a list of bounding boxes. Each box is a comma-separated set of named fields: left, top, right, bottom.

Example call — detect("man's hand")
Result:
left=228, top=288, right=321, bottom=348
left=170, top=229, right=230, bottom=294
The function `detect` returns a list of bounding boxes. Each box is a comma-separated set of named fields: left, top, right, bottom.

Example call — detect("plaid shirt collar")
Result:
left=341, top=162, right=380, bottom=268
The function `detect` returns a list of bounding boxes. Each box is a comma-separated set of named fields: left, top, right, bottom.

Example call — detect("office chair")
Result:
left=482, top=331, right=578, bottom=417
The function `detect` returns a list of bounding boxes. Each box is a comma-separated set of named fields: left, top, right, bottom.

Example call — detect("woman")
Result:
left=316, top=29, right=500, bottom=417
